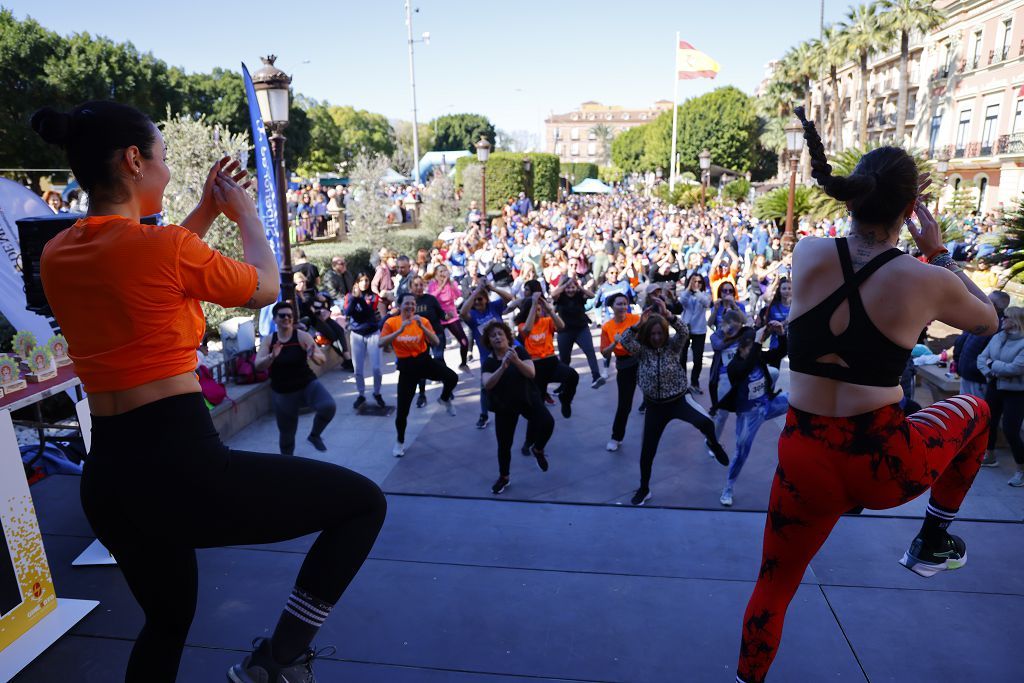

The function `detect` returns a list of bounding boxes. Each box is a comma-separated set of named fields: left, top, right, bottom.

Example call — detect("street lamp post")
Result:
left=934, top=156, right=950, bottom=214
left=475, top=136, right=491, bottom=230
left=522, top=157, right=533, bottom=204
left=252, top=55, right=294, bottom=310
left=782, top=118, right=805, bottom=254
left=698, top=149, right=711, bottom=211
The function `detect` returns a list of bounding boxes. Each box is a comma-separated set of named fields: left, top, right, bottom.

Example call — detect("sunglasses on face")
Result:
left=276, top=313, right=294, bottom=320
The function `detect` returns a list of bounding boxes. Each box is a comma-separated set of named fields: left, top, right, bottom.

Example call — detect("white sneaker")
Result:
left=392, top=441, right=405, bottom=458
left=720, top=488, right=734, bottom=507
left=439, top=398, right=456, bottom=417
left=601, top=367, right=609, bottom=380
left=1009, top=471, right=1024, bottom=487
left=606, top=439, right=620, bottom=452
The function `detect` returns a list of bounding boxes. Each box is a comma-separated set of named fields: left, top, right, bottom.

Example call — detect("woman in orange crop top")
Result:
left=515, top=281, right=579, bottom=423
left=734, top=108, right=998, bottom=683
left=34, top=101, right=385, bottom=683
left=379, top=292, right=458, bottom=457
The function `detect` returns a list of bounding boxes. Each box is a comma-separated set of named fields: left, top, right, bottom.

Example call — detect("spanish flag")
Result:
left=677, top=40, right=720, bottom=80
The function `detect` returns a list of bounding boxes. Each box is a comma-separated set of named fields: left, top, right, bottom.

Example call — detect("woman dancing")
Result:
left=735, top=108, right=997, bottom=683
left=617, top=297, right=729, bottom=506
left=599, top=292, right=641, bottom=452
left=35, top=101, right=386, bottom=683
left=345, top=272, right=386, bottom=410
left=427, top=264, right=471, bottom=369
left=481, top=321, right=554, bottom=494
left=380, top=293, right=458, bottom=457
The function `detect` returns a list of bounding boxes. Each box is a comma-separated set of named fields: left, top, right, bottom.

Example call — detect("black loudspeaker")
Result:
left=16, top=213, right=159, bottom=317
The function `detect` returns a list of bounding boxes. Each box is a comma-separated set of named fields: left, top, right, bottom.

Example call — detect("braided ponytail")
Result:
left=794, top=106, right=876, bottom=203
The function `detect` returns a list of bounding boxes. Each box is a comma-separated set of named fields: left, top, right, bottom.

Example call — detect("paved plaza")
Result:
left=15, top=338, right=1024, bottom=682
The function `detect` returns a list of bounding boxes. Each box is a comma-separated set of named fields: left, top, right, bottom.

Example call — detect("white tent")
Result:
left=571, top=177, right=613, bottom=194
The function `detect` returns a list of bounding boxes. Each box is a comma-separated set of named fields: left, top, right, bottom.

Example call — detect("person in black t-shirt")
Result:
left=481, top=320, right=554, bottom=495
left=551, top=277, right=603, bottom=388
left=411, top=275, right=447, bottom=408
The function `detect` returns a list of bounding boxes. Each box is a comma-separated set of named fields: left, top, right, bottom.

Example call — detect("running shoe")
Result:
left=720, top=486, right=734, bottom=507
left=981, top=451, right=998, bottom=468
left=307, top=434, right=327, bottom=452
left=476, top=414, right=490, bottom=429
left=690, top=383, right=704, bottom=395
left=591, top=377, right=606, bottom=389
left=532, top=446, right=549, bottom=472
left=544, top=393, right=556, bottom=405
left=601, top=366, right=609, bottom=381
left=631, top=487, right=651, bottom=506
left=1009, top=471, right=1024, bottom=487
left=340, top=360, right=354, bottom=372
left=439, top=397, right=457, bottom=417
left=392, top=441, right=405, bottom=458
left=227, top=637, right=334, bottom=683
left=521, top=442, right=532, bottom=456
left=606, top=439, right=620, bottom=452
left=492, top=476, right=510, bottom=494
left=899, top=532, right=967, bottom=578
left=373, top=393, right=386, bottom=408
left=459, top=362, right=470, bottom=371
left=353, top=395, right=366, bottom=410
left=416, top=393, right=427, bottom=408
left=708, top=441, right=729, bottom=467
left=561, top=399, right=572, bottom=419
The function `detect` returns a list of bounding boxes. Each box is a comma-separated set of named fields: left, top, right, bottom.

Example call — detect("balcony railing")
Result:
left=971, top=55, right=980, bottom=69
left=989, top=49, right=996, bottom=65
left=954, top=146, right=966, bottom=158
left=981, top=143, right=993, bottom=156
left=997, top=133, right=1024, bottom=155
left=1003, top=45, right=1011, bottom=61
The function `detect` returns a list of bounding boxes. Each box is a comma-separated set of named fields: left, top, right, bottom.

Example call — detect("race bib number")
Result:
left=747, top=375, right=766, bottom=400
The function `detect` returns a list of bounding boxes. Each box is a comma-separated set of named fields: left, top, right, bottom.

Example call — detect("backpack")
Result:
left=232, top=349, right=268, bottom=385
left=197, top=364, right=227, bottom=406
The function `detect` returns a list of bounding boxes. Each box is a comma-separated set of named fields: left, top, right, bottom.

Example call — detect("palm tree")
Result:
left=841, top=2, right=891, bottom=146
left=821, top=24, right=849, bottom=152
left=880, top=0, right=946, bottom=144
left=589, top=123, right=615, bottom=166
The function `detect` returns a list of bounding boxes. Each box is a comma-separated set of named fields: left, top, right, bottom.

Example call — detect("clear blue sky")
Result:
left=5, top=1, right=850, bottom=138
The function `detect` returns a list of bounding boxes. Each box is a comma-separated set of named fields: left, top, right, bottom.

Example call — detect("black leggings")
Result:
left=611, top=359, right=638, bottom=441
left=533, top=355, right=579, bottom=405
left=997, top=389, right=1024, bottom=464
left=494, top=400, right=555, bottom=476
left=81, top=393, right=386, bottom=682
left=272, top=379, right=336, bottom=455
left=681, top=331, right=706, bottom=386
left=396, top=352, right=458, bottom=442
left=639, top=392, right=720, bottom=488
left=986, top=381, right=1006, bottom=451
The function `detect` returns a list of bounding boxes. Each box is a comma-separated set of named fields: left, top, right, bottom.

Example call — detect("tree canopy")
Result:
left=429, top=113, right=496, bottom=153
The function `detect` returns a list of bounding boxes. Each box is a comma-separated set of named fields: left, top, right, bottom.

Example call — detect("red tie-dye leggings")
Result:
left=736, top=394, right=990, bottom=683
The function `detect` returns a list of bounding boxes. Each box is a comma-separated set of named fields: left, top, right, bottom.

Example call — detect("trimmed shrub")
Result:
left=485, top=152, right=527, bottom=212
left=299, top=225, right=439, bottom=279
left=528, top=153, right=559, bottom=203
left=560, top=162, right=599, bottom=182
left=599, top=166, right=624, bottom=185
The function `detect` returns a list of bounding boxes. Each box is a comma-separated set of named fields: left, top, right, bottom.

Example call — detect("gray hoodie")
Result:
left=977, top=331, right=1024, bottom=392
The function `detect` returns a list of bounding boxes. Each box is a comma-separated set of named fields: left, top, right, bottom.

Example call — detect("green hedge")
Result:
left=299, top=225, right=439, bottom=278
left=560, top=162, right=599, bottom=182
left=455, top=152, right=560, bottom=209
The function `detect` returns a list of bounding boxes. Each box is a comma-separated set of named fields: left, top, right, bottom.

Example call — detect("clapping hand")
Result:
left=907, top=199, right=942, bottom=257
left=501, top=349, right=515, bottom=368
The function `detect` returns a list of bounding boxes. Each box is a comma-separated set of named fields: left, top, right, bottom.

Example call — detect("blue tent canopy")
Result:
left=571, top=178, right=613, bottom=194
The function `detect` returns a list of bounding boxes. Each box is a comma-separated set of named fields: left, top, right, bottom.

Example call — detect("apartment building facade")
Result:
left=806, top=0, right=1024, bottom=214
left=544, top=101, right=673, bottom=164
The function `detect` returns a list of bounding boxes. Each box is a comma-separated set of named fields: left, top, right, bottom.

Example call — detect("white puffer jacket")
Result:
left=977, top=331, right=1024, bottom=392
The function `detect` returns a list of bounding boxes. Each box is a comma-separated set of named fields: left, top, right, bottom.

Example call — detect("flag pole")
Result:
left=669, top=31, right=680, bottom=192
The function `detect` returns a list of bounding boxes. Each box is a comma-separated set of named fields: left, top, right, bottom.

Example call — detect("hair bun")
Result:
left=30, top=107, right=72, bottom=147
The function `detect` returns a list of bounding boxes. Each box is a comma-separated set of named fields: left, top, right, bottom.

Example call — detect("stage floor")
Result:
left=16, top=473, right=1023, bottom=682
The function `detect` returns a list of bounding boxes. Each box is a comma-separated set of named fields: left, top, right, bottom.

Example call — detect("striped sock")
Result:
left=271, top=586, right=334, bottom=663
left=920, top=498, right=957, bottom=543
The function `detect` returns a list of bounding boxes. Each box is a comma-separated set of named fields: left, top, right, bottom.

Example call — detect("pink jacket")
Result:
left=428, top=280, right=461, bottom=324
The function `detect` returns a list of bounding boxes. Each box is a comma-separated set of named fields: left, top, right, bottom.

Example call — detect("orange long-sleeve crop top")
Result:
left=40, top=215, right=258, bottom=393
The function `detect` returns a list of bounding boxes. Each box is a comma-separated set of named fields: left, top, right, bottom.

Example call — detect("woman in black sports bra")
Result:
left=735, top=108, right=998, bottom=683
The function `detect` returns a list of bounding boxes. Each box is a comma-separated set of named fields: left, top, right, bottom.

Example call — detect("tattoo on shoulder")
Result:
left=243, top=276, right=261, bottom=309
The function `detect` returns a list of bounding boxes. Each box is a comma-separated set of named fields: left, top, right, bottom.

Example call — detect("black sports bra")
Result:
left=788, top=238, right=912, bottom=388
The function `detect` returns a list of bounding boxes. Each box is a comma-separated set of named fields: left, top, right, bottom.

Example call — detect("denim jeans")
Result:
left=351, top=331, right=382, bottom=397
left=726, top=393, right=790, bottom=486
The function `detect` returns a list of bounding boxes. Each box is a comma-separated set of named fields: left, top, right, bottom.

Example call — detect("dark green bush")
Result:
left=560, top=162, right=599, bottom=182
left=526, top=153, right=559, bottom=203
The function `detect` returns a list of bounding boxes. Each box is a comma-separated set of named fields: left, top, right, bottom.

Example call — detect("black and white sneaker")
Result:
left=591, top=377, right=606, bottom=389
left=373, top=393, right=386, bottom=408
left=899, top=532, right=967, bottom=578
left=228, top=637, right=334, bottom=683
left=476, top=414, right=490, bottom=429
left=631, top=487, right=651, bottom=506
left=492, top=476, right=510, bottom=494
left=353, top=395, right=366, bottom=410
left=416, top=393, right=427, bottom=408
left=708, top=441, right=729, bottom=467
left=532, top=446, right=549, bottom=472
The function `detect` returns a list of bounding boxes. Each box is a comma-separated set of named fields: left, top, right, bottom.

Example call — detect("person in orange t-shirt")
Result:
left=516, top=283, right=579, bottom=424
left=600, top=292, right=642, bottom=451
left=33, top=100, right=385, bottom=683
left=379, top=293, right=458, bottom=456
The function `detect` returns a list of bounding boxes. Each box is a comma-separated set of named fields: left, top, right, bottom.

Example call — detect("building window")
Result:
left=981, top=104, right=999, bottom=154
left=955, top=109, right=971, bottom=154
left=907, top=97, right=916, bottom=120
left=588, top=129, right=596, bottom=140
left=555, top=143, right=562, bottom=155
left=929, top=113, right=942, bottom=154
left=1002, top=20, right=1013, bottom=60
left=1014, top=99, right=1024, bottom=134
left=977, top=176, right=988, bottom=210
left=972, top=31, right=982, bottom=69
left=622, top=113, right=630, bottom=120
left=570, top=127, right=579, bottom=140
left=587, top=142, right=597, bottom=155
left=570, top=143, right=579, bottom=156
left=953, top=176, right=962, bottom=191
left=553, top=128, right=561, bottom=140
